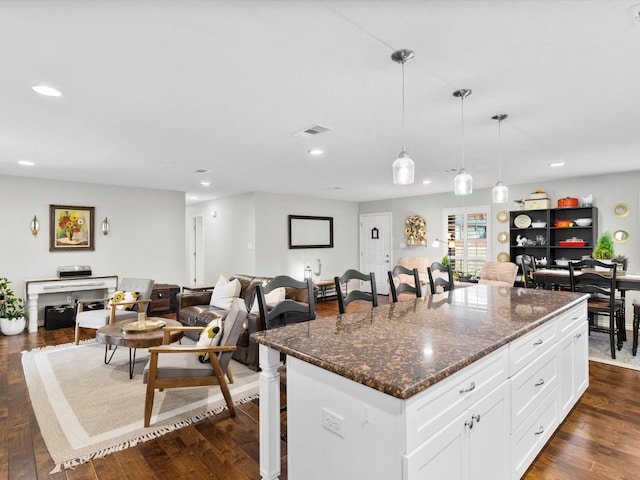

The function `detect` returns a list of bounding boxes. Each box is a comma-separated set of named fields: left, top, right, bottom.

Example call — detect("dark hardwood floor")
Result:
left=3, top=297, right=640, bottom=479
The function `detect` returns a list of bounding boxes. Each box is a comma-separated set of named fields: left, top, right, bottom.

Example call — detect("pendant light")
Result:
left=491, top=114, right=509, bottom=203
left=453, top=89, right=472, bottom=195
left=391, top=49, right=415, bottom=185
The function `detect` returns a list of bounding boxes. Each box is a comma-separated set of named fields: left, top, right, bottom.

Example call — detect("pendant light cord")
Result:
left=401, top=61, right=406, bottom=149
left=498, top=117, right=503, bottom=181
left=460, top=93, right=465, bottom=169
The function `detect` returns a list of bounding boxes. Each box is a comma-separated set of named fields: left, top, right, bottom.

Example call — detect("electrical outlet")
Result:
left=322, top=408, right=344, bottom=438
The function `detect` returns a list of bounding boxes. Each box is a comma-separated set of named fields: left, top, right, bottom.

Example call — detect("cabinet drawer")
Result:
left=510, top=320, right=556, bottom=375
left=405, top=346, right=508, bottom=451
left=510, top=344, right=559, bottom=433
left=557, top=302, right=587, bottom=338
left=511, top=387, right=559, bottom=479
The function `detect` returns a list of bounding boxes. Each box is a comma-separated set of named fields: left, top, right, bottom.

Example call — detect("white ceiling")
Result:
left=1, top=0, right=640, bottom=205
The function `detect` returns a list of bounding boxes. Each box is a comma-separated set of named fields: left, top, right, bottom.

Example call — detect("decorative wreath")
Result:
left=405, top=215, right=427, bottom=245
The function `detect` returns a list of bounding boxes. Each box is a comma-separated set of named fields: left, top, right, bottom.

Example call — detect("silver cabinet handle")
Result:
left=465, top=419, right=474, bottom=429
left=534, top=426, right=545, bottom=435
left=533, top=339, right=543, bottom=346
left=534, top=378, right=545, bottom=387
left=459, top=381, right=476, bottom=394
left=575, top=333, right=582, bottom=339
left=472, top=414, right=481, bottom=423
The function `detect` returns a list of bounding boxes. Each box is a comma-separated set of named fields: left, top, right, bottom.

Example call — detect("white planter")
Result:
left=1, top=317, right=26, bottom=335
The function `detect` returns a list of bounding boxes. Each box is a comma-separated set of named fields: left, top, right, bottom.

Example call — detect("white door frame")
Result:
left=187, top=214, right=205, bottom=286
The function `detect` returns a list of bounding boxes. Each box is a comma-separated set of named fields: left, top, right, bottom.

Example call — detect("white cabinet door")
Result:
left=467, top=382, right=510, bottom=480
left=559, top=320, right=589, bottom=417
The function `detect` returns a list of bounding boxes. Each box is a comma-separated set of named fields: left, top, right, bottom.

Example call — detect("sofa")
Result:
left=478, top=261, right=518, bottom=287
left=177, top=274, right=316, bottom=370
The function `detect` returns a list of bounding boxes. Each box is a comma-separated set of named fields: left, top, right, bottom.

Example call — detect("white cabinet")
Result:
left=404, top=382, right=509, bottom=480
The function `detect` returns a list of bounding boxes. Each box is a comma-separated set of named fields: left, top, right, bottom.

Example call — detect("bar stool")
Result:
left=633, top=302, right=640, bottom=356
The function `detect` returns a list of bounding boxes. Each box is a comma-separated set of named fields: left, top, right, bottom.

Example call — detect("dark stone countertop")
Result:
left=252, top=285, right=587, bottom=400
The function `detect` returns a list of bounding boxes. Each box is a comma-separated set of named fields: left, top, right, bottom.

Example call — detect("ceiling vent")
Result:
left=294, top=124, right=332, bottom=137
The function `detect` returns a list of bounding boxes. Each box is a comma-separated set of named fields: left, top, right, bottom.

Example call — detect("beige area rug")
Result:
left=588, top=331, right=640, bottom=371
left=22, top=340, right=259, bottom=473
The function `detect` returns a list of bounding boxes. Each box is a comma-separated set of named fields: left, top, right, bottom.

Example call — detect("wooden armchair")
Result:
left=143, top=298, right=247, bottom=427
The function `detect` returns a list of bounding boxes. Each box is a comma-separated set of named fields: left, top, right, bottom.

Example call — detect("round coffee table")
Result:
left=96, top=318, right=183, bottom=379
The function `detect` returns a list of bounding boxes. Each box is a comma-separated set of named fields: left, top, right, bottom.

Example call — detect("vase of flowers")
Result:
left=0, top=278, right=26, bottom=335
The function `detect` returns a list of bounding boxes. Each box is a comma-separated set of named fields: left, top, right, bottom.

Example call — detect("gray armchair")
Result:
left=74, top=278, right=154, bottom=344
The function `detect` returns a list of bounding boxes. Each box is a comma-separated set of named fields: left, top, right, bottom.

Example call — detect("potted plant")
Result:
left=0, top=278, right=26, bottom=335
left=592, top=232, right=615, bottom=261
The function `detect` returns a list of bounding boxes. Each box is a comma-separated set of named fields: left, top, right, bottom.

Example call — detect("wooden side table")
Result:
left=96, top=318, right=183, bottom=379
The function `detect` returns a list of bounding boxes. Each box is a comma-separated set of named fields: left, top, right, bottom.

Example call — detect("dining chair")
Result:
left=569, top=259, right=623, bottom=359
left=75, top=278, right=154, bottom=345
left=518, top=254, right=537, bottom=289
left=142, top=298, right=247, bottom=427
left=334, top=269, right=378, bottom=314
left=256, top=275, right=316, bottom=330
left=427, top=261, right=454, bottom=295
left=387, top=265, right=421, bottom=302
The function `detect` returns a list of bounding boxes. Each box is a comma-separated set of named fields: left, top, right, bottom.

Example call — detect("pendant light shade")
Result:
left=491, top=113, right=509, bottom=203
left=391, top=49, right=415, bottom=185
left=453, top=89, right=472, bottom=195
left=393, top=148, right=415, bottom=185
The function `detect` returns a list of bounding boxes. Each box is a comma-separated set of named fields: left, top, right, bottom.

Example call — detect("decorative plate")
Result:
left=496, top=210, right=509, bottom=223
left=614, top=203, right=629, bottom=218
left=514, top=214, right=531, bottom=229
left=497, top=252, right=510, bottom=262
left=612, top=228, right=630, bottom=244
left=497, top=231, right=509, bottom=244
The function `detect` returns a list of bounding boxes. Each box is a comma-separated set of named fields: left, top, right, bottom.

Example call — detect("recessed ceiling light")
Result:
left=200, top=181, right=211, bottom=187
left=32, top=85, right=62, bottom=97
left=422, top=179, right=431, bottom=185
left=308, top=149, right=324, bottom=156
left=18, top=160, right=35, bottom=166
left=189, top=195, right=199, bottom=200
left=550, top=161, right=565, bottom=167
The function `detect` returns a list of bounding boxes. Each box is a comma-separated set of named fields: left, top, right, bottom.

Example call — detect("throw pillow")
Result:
left=196, top=316, right=223, bottom=363
left=250, top=286, right=286, bottom=314
left=108, top=291, right=140, bottom=311
left=209, top=275, right=241, bottom=310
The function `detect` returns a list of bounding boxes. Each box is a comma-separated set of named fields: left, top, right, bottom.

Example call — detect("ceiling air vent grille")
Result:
left=294, top=124, right=332, bottom=138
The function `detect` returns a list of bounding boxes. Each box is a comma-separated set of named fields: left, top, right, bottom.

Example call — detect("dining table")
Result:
left=533, top=268, right=640, bottom=342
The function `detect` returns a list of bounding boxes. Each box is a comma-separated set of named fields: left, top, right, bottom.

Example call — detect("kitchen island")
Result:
left=254, top=285, right=588, bottom=480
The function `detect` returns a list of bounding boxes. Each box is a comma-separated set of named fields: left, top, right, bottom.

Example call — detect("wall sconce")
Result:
left=101, top=217, right=110, bottom=236
left=432, top=238, right=456, bottom=249
left=304, top=265, right=312, bottom=279
left=314, top=259, right=322, bottom=277
left=30, top=215, right=39, bottom=236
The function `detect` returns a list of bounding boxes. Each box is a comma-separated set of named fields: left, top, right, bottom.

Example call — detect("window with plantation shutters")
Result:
left=443, top=206, right=490, bottom=277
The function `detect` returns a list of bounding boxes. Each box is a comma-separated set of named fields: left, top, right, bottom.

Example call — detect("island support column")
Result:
left=259, top=344, right=282, bottom=480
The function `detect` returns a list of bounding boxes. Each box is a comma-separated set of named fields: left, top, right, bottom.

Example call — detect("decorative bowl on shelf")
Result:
left=574, top=218, right=592, bottom=227
left=555, top=258, right=570, bottom=266
left=531, top=221, right=546, bottom=228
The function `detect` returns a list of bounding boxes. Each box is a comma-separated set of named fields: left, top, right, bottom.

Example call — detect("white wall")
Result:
left=186, top=192, right=359, bottom=283
left=359, top=169, right=640, bottom=324
left=0, top=175, right=187, bottom=298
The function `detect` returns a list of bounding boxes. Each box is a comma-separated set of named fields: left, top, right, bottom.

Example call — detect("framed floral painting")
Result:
left=49, top=205, right=95, bottom=251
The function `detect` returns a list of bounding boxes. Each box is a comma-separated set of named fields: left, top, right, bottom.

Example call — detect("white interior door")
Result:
left=188, top=215, right=205, bottom=286
left=360, top=213, right=392, bottom=295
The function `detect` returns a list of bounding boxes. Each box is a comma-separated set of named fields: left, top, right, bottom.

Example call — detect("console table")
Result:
left=25, top=275, right=118, bottom=333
